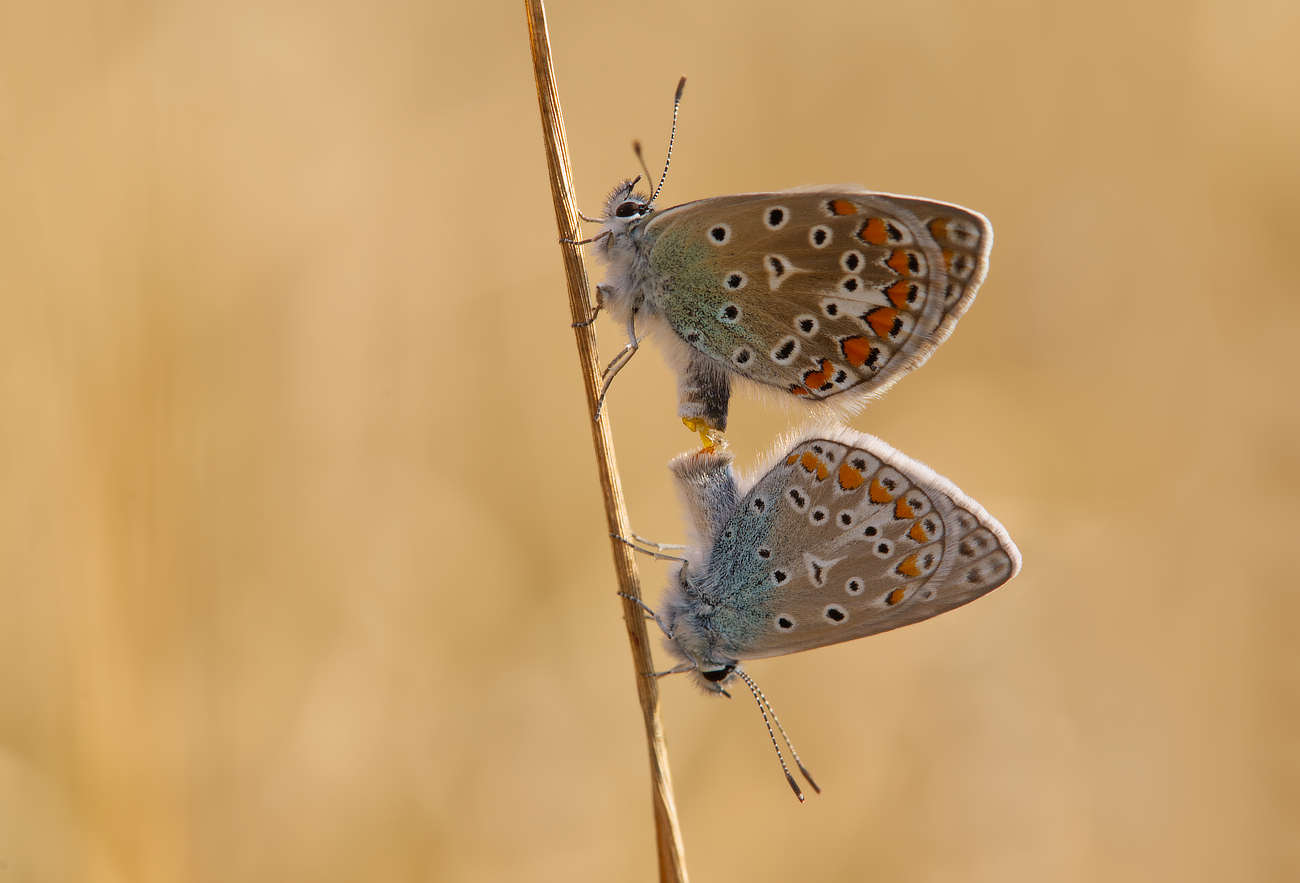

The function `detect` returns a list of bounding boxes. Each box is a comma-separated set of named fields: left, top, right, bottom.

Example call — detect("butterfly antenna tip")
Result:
left=651, top=76, right=686, bottom=204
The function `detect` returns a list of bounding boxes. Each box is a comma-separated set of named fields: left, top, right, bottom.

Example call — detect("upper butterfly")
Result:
left=593, top=182, right=992, bottom=435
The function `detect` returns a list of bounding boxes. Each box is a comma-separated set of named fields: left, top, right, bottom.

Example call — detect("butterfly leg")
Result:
left=630, top=533, right=687, bottom=552
left=652, top=660, right=702, bottom=680
left=611, top=532, right=686, bottom=563
left=572, top=284, right=609, bottom=328
left=616, top=591, right=658, bottom=619
left=561, top=228, right=611, bottom=246
left=600, top=303, right=641, bottom=380
left=615, top=591, right=677, bottom=643
left=593, top=304, right=641, bottom=422
left=638, top=657, right=703, bottom=681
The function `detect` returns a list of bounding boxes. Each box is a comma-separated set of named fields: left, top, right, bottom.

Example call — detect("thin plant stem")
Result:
left=524, top=2, right=689, bottom=881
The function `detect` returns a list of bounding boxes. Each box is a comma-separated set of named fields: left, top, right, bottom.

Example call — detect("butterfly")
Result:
left=587, top=84, right=992, bottom=439
left=634, top=425, right=1021, bottom=798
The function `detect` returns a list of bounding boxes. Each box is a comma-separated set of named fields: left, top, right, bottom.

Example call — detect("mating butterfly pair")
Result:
left=582, top=80, right=1020, bottom=800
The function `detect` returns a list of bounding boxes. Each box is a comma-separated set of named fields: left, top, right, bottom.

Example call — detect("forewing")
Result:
left=719, top=427, right=1020, bottom=660
left=646, top=190, right=990, bottom=405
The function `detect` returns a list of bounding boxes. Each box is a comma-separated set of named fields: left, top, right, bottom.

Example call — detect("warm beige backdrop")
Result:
left=2, top=0, right=1296, bottom=880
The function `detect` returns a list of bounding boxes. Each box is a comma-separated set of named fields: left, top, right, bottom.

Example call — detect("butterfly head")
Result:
left=692, top=662, right=738, bottom=696
left=661, top=627, right=741, bottom=696
left=659, top=568, right=742, bottom=695
left=600, top=179, right=655, bottom=236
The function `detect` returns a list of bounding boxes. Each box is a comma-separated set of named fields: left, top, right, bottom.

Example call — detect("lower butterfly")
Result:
left=630, top=424, right=1021, bottom=799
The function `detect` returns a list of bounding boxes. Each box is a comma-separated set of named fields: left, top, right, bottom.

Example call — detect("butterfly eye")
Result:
left=701, top=665, right=734, bottom=683
left=615, top=201, right=642, bottom=218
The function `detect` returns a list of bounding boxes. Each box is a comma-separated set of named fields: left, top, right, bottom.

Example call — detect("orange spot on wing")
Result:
left=894, top=498, right=917, bottom=519
left=866, top=307, right=901, bottom=338
left=908, top=521, right=931, bottom=542
left=838, top=463, right=865, bottom=490
left=829, top=199, right=857, bottom=216
left=840, top=336, right=874, bottom=368
left=799, top=451, right=829, bottom=480
left=788, top=384, right=811, bottom=397
left=885, top=281, right=915, bottom=308
left=858, top=217, right=888, bottom=245
left=895, top=555, right=921, bottom=578
left=942, top=249, right=955, bottom=270
left=886, top=587, right=906, bottom=605
left=868, top=478, right=894, bottom=504
left=801, top=359, right=834, bottom=391
left=787, top=454, right=799, bottom=465
left=886, top=250, right=916, bottom=275
left=929, top=218, right=949, bottom=239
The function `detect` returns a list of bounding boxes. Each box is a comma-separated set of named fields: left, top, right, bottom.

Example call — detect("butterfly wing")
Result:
left=705, top=425, right=1020, bottom=661
left=644, top=190, right=990, bottom=410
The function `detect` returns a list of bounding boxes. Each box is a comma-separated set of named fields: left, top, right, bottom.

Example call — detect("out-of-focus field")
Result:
left=2, top=1, right=1297, bottom=880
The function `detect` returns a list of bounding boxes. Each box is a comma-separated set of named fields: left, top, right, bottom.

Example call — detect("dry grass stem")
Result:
left=525, top=1, right=689, bottom=880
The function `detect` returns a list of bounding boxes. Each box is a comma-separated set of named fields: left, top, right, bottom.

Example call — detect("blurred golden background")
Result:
left=2, top=0, right=1297, bottom=880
